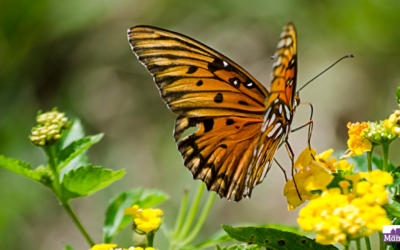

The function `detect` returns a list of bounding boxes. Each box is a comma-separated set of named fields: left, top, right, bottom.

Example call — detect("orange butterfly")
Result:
left=128, top=22, right=308, bottom=201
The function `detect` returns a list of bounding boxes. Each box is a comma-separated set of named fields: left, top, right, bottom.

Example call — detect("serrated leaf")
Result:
left=57, top=134, right=103, bottom=171
left=64, top=244, right=75, bottom=250
left=0, top=155, right=42, bottom=181
left=222, top=225, right=337, bottom=250
left=61, top=165, right=124, bottom=200
left=58, top=119, right=86, bottom=150
left=103, top=188, right=168, bottom=243
left=187, top=224, right=312, bottom=250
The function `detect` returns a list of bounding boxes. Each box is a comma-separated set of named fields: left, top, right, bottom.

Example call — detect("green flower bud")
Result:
left=30, top=108, right=69, bottom=146
left=364, top=121, right=397, bottom=145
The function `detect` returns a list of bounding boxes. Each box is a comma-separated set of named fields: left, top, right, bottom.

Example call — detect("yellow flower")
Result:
left=298, top=171, right=392, bottom=245
left=90, top=244, right=117, bottom=250
left=367, top=169, right=393, bottom=186
left=385, top=111, right=400, bottom=136
left=124, top=205, right=140, bottom=219
left=334, top=160, right=353, bottom=172
left=134, top=208, right=164, bottom=233
left=344, top=122, right=372, bottom=157
left=284, top=147, right=334, bottom=210
left=315, top=149, right=337, bottom=172
left=129, top=248, right=158, bottom=250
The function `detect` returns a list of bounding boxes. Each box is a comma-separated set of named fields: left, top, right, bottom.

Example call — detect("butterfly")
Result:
left=128, top=22, right=307, bottom=201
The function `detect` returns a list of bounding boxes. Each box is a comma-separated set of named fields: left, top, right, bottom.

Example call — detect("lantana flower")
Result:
left=284, top=147, right=347, bottom=210
left=124, top=205, right=164, bottom=234
left=89, top=244, right=117, bottom=250
left=297, top=170, right=392, bottom=245
left=343, top=122, right=372, bottom=158
left=385, top=109, right=400, bottom=137
left=134, top=208, right=164, bottom=233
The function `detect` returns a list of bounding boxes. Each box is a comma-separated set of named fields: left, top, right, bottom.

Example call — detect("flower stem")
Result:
left=364, top=236, right=372, bottom=250
left=172, top=187, right=189, bottom=238
left=44, top=145, right=95, bottom=247
left=379, top=232, right=384, bottom=250
left=44, top=145, right=62, bottom=200
left=177, top=182, right=204, bottom=240
left=366, top=148, right=373, bottom=172
left=382, top=143, right=390, bottom=172
left=147, top=231, right=155, bottom=247
left=62, top=202, right=95, bottom=246
left=355, top=239, right=361, bottom=250
left=344, top=244, right=349, bottom=250
left=180, top=192, right=217, bottom=246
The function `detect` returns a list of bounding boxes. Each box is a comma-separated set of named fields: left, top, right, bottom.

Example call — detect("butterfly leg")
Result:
left=291, top=102, right=314, bottom=158
left=284, top=140, right=302, bottom=200
left=273, top=158, right=288, bottom=182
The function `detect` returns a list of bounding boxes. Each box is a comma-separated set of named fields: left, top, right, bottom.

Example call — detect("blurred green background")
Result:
left=1, top=0, right=400, bottom=249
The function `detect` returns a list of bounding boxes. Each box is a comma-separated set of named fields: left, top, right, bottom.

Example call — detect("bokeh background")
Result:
left=1, top=0, right=400, bottom=249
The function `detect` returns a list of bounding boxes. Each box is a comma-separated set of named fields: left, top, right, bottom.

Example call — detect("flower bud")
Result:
left=364, top=121, right=396, bottom=145
left=30, top=108, right=69, bottom=146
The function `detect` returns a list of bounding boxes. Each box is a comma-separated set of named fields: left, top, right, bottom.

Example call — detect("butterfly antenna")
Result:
left=297, top=54, right=354, bottom=93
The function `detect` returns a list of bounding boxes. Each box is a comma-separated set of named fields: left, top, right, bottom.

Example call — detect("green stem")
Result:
left=147, top=231, right=155, bottom=247
left=382, top=143, right=390, bottom=172
left=172, top=187, right=189, bottom=238
left=366, top=148, right=374, bottom=173
left=344, top=244, right=349, bottom=250
left=181, top=192, right=217, bottom=246
left=355, top=239, right=361, bottom=250
left=177, top=182, right=204, bottom=240
left=379, top=232, right=384, bottom=250
left=62, top=202, right=95, bottom=246
left=364, top=236, right=372, bottom=250
left=44, top=145, right=95, bottom=247
left=44, top=145, right=62, bottom=199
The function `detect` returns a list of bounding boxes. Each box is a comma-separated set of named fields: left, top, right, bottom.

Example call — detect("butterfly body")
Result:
left=128, top=23, right=299, bottom=201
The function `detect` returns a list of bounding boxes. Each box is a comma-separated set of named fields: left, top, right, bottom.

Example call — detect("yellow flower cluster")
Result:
left=89, top=244, right=157, bottom=250
left=385, top=110, right=400, bottom=136
left=284, top=147, right=351, bottom=210
left=298, top=170, right=393, bottom=245
left=124, top=205, right=164, bottom=234
left=343, top=122, right=372, bottom=158
left=30, top=109, right=68, bottom=146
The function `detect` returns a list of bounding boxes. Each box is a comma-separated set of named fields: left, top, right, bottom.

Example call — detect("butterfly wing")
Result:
left=239, top=23, right=298, bottom=198
left=128, top=26, right=269, bottom=200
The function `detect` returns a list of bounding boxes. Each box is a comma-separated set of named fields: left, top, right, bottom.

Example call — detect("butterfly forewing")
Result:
left=128, top=26, right=270, bottom=200
left=128, top=23, right=298, bottom=201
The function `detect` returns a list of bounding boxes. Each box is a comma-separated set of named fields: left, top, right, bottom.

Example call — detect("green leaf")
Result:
left=64, top=244, right=75, bottom=250
left=103, top=188, right=169, bottom=243
left=222, top=225, right=337, bottom=250
left=0, top=155, right=42, bottom=181
left=58, top=119, right=85, bottom=150
left=57, top=134, right=103, bottom=171
left=217, top=244, right=260, bottom=250
left=187, top=224, right=312, bottom=250
left=384, top=203, right=400, bottom=217
left=343, top=154, right=395, bottom=172
left=396, top=87, right=400, bottom=104
left=61, top=165, right=124, bottom=201
left=327, top=171, right=353, bottom=190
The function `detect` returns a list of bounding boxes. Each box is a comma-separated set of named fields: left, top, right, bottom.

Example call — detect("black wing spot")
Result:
left=235, top=126, right=239, bottom=129
left=228, top=77, right=241, bottom=87
left=277, top=240, right=285, bottom=246
left=244, top=80, right=255, bottom=89
left=187, top=66, right=198, bottom=74
left=214, top=93, right=223, bottom=103
left=219, top=144, right=227, bottom=149
left=226, top=119, right=234, bottom=125
left=196, top=80, right=203, bottom=86
left=238, top=101, right=249, bottom=106
left=203, top=119, right=214, bottom=132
